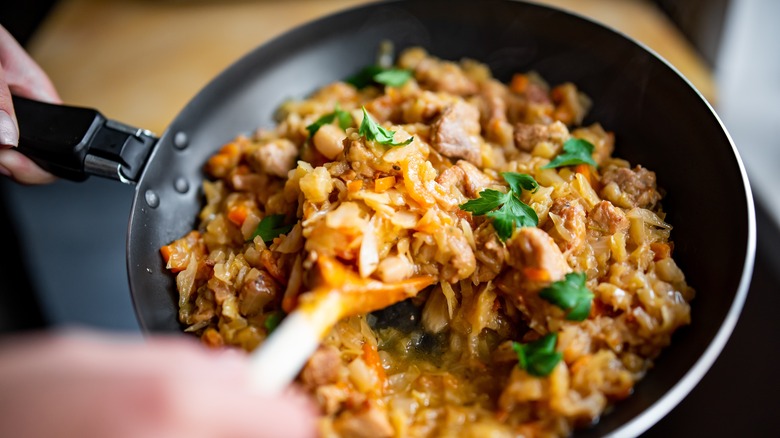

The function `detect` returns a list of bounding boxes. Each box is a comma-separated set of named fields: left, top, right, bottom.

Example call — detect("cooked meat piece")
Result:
left=300, top=345, right=342, bottom=389
left=473, top=222, right=508, bottom=283
left=431, top=101, right=482, bottom=166
left=513, top=121, right=568, bottom=152
left=589, top=200, right=629, bottom=234
left=548, top=197, right=586, bottom=252
left=435, top=160, right=494, bottom=200
left=414, top=57, right=478, bottom=96
left=439, top=228, right=477, bottom=283
left=249, top=139, right=298, bottom=177
left=506, top=227, right=571, bottom=282
left=238, top=269, right=281, bottom=317
left=600, top=165, right=662, bottom=209
left=334, top=402, right=394, bottom=438
left=457, top=160, right=494, bottom=197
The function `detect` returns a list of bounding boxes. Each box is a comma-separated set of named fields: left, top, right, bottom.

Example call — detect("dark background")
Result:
left=1, top=0, right=777, bottom=436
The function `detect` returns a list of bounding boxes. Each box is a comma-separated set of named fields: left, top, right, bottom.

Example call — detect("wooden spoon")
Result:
left=247, top=255, right=434, bottom=394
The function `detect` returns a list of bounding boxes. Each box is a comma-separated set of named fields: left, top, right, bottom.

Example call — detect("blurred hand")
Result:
left=0, top=24, right=58, bottom=184
left=0, top=330, right=318, bottom=438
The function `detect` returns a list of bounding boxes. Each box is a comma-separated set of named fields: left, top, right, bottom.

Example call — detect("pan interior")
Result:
left=127, top=1, right=753, bottom=436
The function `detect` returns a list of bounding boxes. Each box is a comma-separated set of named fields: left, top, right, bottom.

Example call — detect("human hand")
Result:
left=0, top=25, right=58, bottom=184
left=0, top=330, right=318, bottom=438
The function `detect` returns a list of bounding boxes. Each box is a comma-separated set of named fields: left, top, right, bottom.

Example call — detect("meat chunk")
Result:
left=300, top=345, right=342, bottom=389
left=513, top=121, right=568, bottom=152
left=437, top=160, right=495, bottom=201
left=600, top=166, right=662, bottom=209
left=589, top=200, right=629, bottom=234
left=507, top=227, right=571, bottom=282
left=408, top=49, right=479, bottom=96
left=238, top=269, right=281, bottom=317
left=548, top=197, right=586, bottom=252
left=457, top=160, right=493, bottom=197
left=249, top=139, right=298, bottom=177
left=438, top=227, right=477, bottom=283
left=473, top=222, right=508, bottom=283
left=431, top=101, right=483, bottom=166
left=334, top=402, right=394, bottom=438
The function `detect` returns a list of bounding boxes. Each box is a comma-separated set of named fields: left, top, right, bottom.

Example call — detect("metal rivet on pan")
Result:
left=174, top=177, right=189, bottom=194
left=173, top=131, right=188, bottom=150
left=145, top=190, right=160, bottom=208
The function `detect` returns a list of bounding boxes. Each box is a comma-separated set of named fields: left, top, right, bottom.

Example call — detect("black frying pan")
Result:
left=14, top=1, right=755, bottom=436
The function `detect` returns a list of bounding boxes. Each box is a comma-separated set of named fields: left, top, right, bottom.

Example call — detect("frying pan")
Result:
left=14, top=0, right=755, bottom=436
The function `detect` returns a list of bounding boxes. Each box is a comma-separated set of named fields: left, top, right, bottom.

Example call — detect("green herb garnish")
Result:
left=359, top=107, right=413, bottom=147
left=346, top=65, right=413, bottom=89
left=306, top=105, right=353, bottom=138
left=459, top=172, right=539, bottom=241
left=512, top=333, right=563, bottom=377
left=373, top=68, right=413, bottom=87
left=542, top=138, right=598, bottom=169
left=539, top=272, right=594, bottom=321
left=264, top=311, right=285, bottom=333
left=251, top=214, right=295, bottom=244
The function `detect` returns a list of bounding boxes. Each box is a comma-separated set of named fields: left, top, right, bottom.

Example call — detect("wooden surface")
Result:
left=28, top=0, right=715, bottom=134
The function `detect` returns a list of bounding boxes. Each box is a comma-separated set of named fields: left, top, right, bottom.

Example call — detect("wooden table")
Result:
left=28, top=0, right=714, bottom=134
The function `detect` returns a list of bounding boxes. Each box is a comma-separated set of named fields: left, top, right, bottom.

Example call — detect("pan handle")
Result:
left=13, top=95, right=158, bottom=183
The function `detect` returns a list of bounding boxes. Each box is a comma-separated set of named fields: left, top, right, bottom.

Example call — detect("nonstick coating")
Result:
left=127, top=1, right=755, bottom=436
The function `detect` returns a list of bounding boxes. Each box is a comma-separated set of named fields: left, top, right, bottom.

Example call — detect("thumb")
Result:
left=0, top=66, right=19, bottom=148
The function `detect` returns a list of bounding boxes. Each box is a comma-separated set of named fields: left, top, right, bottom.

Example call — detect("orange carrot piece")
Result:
left=347, top=180, right=363, bottom=193
left=374, top=176, right=395, bottom=193
left=522, top=267, right=551, bottom=282
left=650, top=242, right=672, bottom=261
left=362, top=342, right=387, bottom=386
left=574, top=163, right=594, bottom=188
left=159, top=244, right=173, bottom=263
left=227, top=204, right=249, bottom=226
left=510, top=73, right=529, bottom=94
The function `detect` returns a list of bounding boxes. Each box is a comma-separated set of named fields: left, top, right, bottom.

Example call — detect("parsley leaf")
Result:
left=512, top=333, right=563, bottom=377
left=264, top=311, right=285, bottom=333
left=459, top=189, right=510, bottom=215
left=542, top=138, right=598, bottom=169
left=251, top=214, right=295, bottom=244
left=306, top=105, right=353, bottom=138
left=374, top=69, right=413, bottom=87
left=346, top=65, right=413, bottom=89
left=502, top=172, right=539, bottom=194
left=539, top=272, right=594, bottom=321
left=359, top=107, right=413, bottom=147
left=459, top=172, right=539, bottom=241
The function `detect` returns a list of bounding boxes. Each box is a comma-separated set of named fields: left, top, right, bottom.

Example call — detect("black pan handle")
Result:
left=13, top=95, right=158, bottom=183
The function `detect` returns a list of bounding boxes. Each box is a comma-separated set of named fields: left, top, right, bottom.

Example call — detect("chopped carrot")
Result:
left=523, top=267, right=551, bottom=282
left=160, top=244, right=173, bottom=263
left=510, top=73, right=529, bottom=94
left=374, top=176, right=395, bottom=193
left=347, top=180, right=363, bottom=193
left=650, top=242, right=672, bottom=260
left=574, top=163, right=595, bottom=189
left=159, top=230, right=202, bottom=272
left=362, top=342, right=387, bottom=388
left=227, top=204, right=249, bottom=226
left=218, top=142, right=240, bottom=156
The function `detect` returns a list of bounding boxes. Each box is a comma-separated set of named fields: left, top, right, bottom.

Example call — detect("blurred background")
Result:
left=1, top=0, right=777, bottom=435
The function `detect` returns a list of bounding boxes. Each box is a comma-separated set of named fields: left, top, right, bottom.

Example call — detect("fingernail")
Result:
left=0, top=110, right=19, bottom=147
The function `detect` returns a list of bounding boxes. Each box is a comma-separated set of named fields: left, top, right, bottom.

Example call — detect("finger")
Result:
left=0, top=63, right=18, bottom=148
left=0, top=25, right=59, bottom=103
left=0, top=148, right=56, bottom=184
